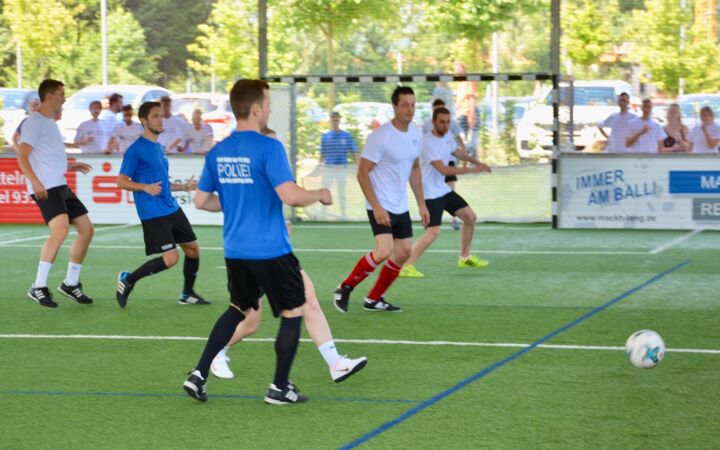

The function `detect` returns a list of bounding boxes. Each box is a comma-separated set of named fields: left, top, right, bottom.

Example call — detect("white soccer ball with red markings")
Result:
left=625, top=330, right=665, bottom=369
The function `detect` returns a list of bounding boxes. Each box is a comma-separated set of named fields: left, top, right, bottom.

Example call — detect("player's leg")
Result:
left=27, top=212, right=69, bottom=307
left=448, top=192, right=489, bottom=268
left=211, top=302, right=262, bottom=379
left=446, top=162, right=460, bottom=230
left=173, top=209, right=208, bottom=305
left=56, top=212, right=94, bottom=304
left=336, top=169, right=348, bottom=218
left=364, top=213, right=412, bottom=312
left=401, top=197, right=444, bottom=277
left=333, top=210, right=393, bottom=313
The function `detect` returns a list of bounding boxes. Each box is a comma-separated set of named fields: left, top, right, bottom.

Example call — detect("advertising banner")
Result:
left=558, top=154, right=720, bottom=229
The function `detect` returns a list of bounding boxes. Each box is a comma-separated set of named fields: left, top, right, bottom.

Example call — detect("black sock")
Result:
left=273, top=316, right=302, bottom=390
left=183, top=257, right=199, bottom=293
left=127, top=257, right=167, bottom=285
left=195, top=307, right=245, bottom=379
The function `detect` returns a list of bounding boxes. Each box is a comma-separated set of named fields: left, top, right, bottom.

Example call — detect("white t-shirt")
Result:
left=361, top=121, right=423, bottom=214
left=184, top=123, right=214, bottom=153
left=112, top=121, right=144, bottom=153
left=626, top=118, right=666, bottom=153
left=600, top=112, right=637, bottom=153
left=421, top=132, right=455, bottom=200
left=18, top=112, right=68, bottom=194
left=689, top=123, right=720, bottom=153
left=158, top=114, right=190, bottom=152
left=75, top=119, right=106, bottom=153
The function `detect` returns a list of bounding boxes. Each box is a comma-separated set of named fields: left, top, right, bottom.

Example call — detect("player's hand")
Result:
left=144, top=182, right=162, bottom=196
left=71, top=162, right=92, bottom=174
left=641, top=125, right=649, bottom=134
left=419, top=204, right=430, bottom=228
left=86, top=135, right=95, bottom=143
left=373, top=205, right=391, bottom=227
left=472, top=163, right=491, bottom=173
left=318, top=188, right=333, bottom=205
left=184, top=175, right=197, bottom=192
left=32, top=181, right=47, bottom=200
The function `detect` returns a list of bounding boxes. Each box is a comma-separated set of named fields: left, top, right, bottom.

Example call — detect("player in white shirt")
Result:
left=599, top=92, right=637, bottom=153
left=400, top=106, right=491, bottom=278
left=184, top=109, right=214, bottom=153
left=109, top=105, right=143, bottom=153
left=689, top=106, right=720, bottom=153
left=158, top=95, right=190, bottom=153
left=16, top=79, right=95, bottom=308
left=74, top=101, right=109, bottom=153
left=625, top=99, right=669, bottom=153
left=333, top=86, right=430, bottom=313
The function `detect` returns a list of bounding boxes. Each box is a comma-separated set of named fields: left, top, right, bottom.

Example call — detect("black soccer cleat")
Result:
left=183, top=370, right=207, bottom=402
left=362, top=297, right=402, bottom=312
left=57, top=282, right=93, bottom=304
left=264, top=382, right=308, bottom=405
left=179, top=290, right=211, bottom=305
left=333, top=284, right=353, bottom=313
left=27, top=286, right=58, bottom=308
left=116, top=271, right=133, bottom=308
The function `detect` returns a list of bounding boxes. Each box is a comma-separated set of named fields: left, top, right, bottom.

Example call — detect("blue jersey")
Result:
left=320, top=130, right=357, bottom=165
left=119, top=136, right=179, bottom=221
left=198, top=130, right=294, bottom=259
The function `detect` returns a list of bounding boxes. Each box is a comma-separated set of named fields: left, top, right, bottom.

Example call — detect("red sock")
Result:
left=341, top=253, right=378, bottom=288
left=367, top=260, right=401, bottom=301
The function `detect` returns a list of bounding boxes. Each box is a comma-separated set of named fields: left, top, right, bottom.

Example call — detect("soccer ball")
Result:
left=625, top=330, right=665, bottom=369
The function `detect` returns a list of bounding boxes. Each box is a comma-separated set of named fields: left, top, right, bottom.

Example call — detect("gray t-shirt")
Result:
left=18, top=112, right=68, bottom=194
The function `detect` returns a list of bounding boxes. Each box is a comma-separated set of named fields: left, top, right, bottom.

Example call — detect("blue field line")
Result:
left=339, top=259, right=692, bottom=450
left=0, top=389, right=419, bottom=404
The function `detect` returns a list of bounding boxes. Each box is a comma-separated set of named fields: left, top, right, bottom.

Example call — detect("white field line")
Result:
left=649, top=229, right=703, bottom=255
left=0, top=223, right=137, bottom=245
left=0, top=334, right=717, bottom=354
left=292, top=224, right=549, bottom=231
left=0, top=243, right=647, bottom=255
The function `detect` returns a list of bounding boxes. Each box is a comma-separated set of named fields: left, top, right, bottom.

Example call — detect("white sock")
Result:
left=34, top=261, right=53, bottom=288
left=318, top=341, right=341, bottom=368
left=64, top=262, right=82, bottom=286
left=216, top=346, right=229, bottom=359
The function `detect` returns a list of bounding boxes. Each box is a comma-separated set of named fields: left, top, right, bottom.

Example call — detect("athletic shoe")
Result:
left=458, top=255, right=490, bottom=269
left=362, top=297, right=402, bottom=312
left=333, top=284, right=353, bottom=313
left=116, top=271, right=133, bottom=308
left=264, top=382, right=308, bottom=405
left=183, top=369, right=207, bottom=402
left=399, top=265, right=424, bottom=278
left=451, top=219, right=461, bottom=230
left=27, top=286, right=57, bottom=308
left=57, top=282, right=93, bottom=304
left=331, top=355, right=368, bottom=382
left=179, top=290, right=211, bottom=305
left=211, top=353, right=234, bottom=379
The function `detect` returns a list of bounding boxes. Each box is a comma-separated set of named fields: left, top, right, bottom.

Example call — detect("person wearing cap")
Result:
left=157, top=95, right=191, bottom=153
left=320, top=111, right=357, bottom=218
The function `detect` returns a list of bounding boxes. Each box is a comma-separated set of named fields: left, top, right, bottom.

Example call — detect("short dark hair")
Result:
left=109, top=93, right=123, bottom=106
left=230, top=79, right=270, bottom=120
left=38, top=79, right=64, bottom=102
left=642, top=98, right=652, bottom=105
left=618, top=92, right=630, bottom=100
left=160, top=95, right=171, bottom=103
left=432, top=99, right=445, bottom=108
left=391, top=86, right=415, bottom=106
left=121, top=104, right=133, bottom=112
left=89, top=100, right=102, bottom=109
left=700, top=106, right=715, bottom=117
left=432, top=106, right=451, bottom=121
left=138, top=101, right=161, bottom=121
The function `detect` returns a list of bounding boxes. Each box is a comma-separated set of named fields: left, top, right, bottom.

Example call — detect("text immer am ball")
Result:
left=625, top=330, right=665, bottom=369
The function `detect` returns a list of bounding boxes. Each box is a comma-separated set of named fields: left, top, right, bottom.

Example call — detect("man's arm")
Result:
left=626, top=125, right=648, bottom=148
left=408, top=158, right=430, bottom=227
left=275, top=181, right=331, bottom=207
left=598, top=126, right=609, bottom=140
left=702, top=126, right=720, bottom=149
left=170, top=175, right=197, bottom=192
left=194, top=189, right=222, bottom=212
left=452, top=148, right=492, bottom=172
left=116, top=174, right=162, bottom=195
left=357, top=157, right=390, bottom=226
left=17, top=143, right=47, bottom=199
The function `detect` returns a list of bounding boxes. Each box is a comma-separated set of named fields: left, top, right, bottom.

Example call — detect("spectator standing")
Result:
left=157, top=96, right=190, bottom=153
left=320, top=111, right=357, bottom=217
left=74, top=101, right=107, bottom=153
left=598, top=92, right=636, bottom=153
left=109, top=105, right=143, bottom=153
left=660, top=104, right=691, bottom=153
left=689, top=106, right=720, bottom=153
left=454, top=62, right=480, bottom=157
left=625, top=99, right=669, bottom=153
left=184, top=109, right=214, bottom=154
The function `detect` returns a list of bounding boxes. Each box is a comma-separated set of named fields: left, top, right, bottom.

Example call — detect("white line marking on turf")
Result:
left=0, top=223, right=137, bottom=245
left=292, top=225, right=549, bottom=231
left=649, top=229, right=703, bottom=255
left=0, top=243, right=647, bottom=255
left=0, top=334, right=717, bottom=354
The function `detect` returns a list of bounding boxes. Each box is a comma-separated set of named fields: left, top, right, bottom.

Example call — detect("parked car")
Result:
left=0, top=88, right=40, bottom=145
left=172, top=93, right=234, bottom=140
left=678, top=93, right=720, bottom=129
left=58, top=84, right=173, bottom=144
left=516, top=80, right=634, bottom=158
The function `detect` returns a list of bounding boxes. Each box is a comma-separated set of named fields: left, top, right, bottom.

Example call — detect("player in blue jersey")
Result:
left=115, top=101, right=208, bottom=307
left=182, top=79, right=334, bottom=405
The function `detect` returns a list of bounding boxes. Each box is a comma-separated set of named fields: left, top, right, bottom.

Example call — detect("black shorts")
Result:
left=140, top=208, right=196, bottom=255
left=426, top=191, right=470, bottom=227
left=225, top=253, right=305, bottom=317
left=445, top=161, right=458, bottom=183
left=367, top=210, right=413, bottom=239
left=31, top=185, right=88, bottom=224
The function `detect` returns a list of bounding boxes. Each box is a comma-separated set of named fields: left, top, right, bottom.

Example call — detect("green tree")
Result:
left=563, top=0, right=612, bottom=76
left=684, top=22, right=720, bottom=93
